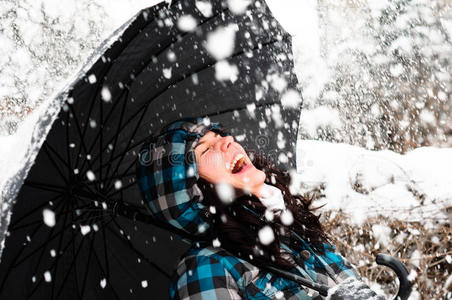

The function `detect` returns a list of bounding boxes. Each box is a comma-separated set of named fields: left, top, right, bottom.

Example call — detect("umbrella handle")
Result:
left=376, top=253, right=412, bottom=300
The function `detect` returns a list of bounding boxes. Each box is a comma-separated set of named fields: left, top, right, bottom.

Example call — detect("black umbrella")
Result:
left=0, top=0, right=301, bottom=299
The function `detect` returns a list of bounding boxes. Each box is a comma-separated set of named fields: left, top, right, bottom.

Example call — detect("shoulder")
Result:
left=170, top=246, right=257, bottom=299
left=176, top=246, right=259, bottom=285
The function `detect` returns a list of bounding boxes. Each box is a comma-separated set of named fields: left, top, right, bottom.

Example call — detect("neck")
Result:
left=250, top=182, right=266, bottom=198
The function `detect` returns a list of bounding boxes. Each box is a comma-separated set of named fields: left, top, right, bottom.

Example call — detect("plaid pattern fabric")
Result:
left=170, top=241, right=360, bottom=300
left=136, top=117, right=362, bottom=299
left=136, top=118, right=228, bottom=236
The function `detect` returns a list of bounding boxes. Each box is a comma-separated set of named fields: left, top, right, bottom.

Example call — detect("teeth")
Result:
left=230, top=154, right=244, bottom=172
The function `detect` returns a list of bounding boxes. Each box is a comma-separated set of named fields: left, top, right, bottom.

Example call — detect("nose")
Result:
left=219, top=135, right=234, bottom=152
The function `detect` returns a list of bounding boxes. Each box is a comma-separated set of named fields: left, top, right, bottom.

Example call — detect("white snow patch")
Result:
left=410, top=250, right=422, bottom=269
left=177, top=15, right=197, bottom=32
left=295, top=140, right=452, bottom=225
left=80, top=225, right=91, bottom=235
left=372, top=224, right=391, bottom=249
left=299, top=107, right=342, bottom=136
left=114, top=180, right=122, bottom=190
left=204, top=25, right=237, bottom=60
left=258, top=226, right=274, bottom=245
left=44, top=271, right=52, bottom=282
left=162, top=67, right=172, bottom=79
left=195, top=1, right=213, bottom=18
left=141, top=280, right=148, bottom=288
left=86, top=170, right=96, bottom=181
left=227, top=0, right=251, bottom=15
left=100, top=278, right=107, bottom=288
left=42, top=209, right=56, bottom=227
left=212, top=238, right=221, bottom=247
left=215, top=182, right=235, bottom=204
left=88, top=74, right=97, bottom=84
left=214, top=60, right=239, bottom=82
left=280, top=89, right=302, bottom=109
left=280, top=209, right=294, bottom=226
left=101, top=86, right=111, bottom=102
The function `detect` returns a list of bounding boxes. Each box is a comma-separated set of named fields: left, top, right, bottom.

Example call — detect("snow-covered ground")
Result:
left=294, top=140, right=452, bottom=225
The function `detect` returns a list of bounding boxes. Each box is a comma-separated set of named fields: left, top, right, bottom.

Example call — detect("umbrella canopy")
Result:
left=0, top=0, right=302, bottom=299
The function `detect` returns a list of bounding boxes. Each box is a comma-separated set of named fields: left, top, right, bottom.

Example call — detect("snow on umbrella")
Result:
left=0, top=0, right=301, bottom=299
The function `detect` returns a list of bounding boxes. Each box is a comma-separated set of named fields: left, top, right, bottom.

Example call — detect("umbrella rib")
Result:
left=99, top=92, right=104, bottom=192
left=72, top=92, right=98, bottom=170
left=65, top=108, right=73, bottom=179
left=26, top=231, right=83, bottom=299
left=106, top=180, right=136, bottom=198
left=103, top=90, right=130, bottom=187
left=51, top=198, right=106, bottom=300
left=102, top=97, right=150, bottom=190
left=107, top=220, right=171, bottom=278
left=12, top=209, right=82, bottom=267
left=79, top=227, right=96, bottom=300
left=51, top=233, right=87, bottom=299
left=84, top=170, right=135, bottom=186
left=43, top=142, right=69, bottom=185
left=8, top=193, right=63, bottom=228
left=0, top=196, right=63, bottom=292
left=91, top=247, right=122, bottom=300
left=67, top=104, right=97, bottom=180
left=10, top=203, right=97, bottom=233
left=70, top=196, right=82, bottom=299
left=24, top=180, right=66, bottom=193
left=26, top=200, right=71, bottom=299
left=5, top=196, right=66, bottom=268
left=101, top=224, right=111, bottom=281
left=50, top=197, right=72, bottom=300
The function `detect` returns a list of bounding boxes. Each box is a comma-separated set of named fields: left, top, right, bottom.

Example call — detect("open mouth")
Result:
left=231, top=154, right=247, bottom=174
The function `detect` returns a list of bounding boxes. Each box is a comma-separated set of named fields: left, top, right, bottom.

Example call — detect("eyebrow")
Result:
left=195, top=140, right=207, bottom=149
left=195, top=132, right=219, bottom=149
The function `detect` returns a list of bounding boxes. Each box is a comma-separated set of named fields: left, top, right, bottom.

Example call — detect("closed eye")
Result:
left=199, top=132, right=219, bottom=156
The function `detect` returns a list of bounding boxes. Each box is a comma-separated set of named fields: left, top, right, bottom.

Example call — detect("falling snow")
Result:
left=88, top=74, right=97, bottom=84
left=195, top=0, right=213, bottom=18
left=215, top=182, right=235, bottom=204
left=80, top=225, right=91, bottom=235
left=42, top=209, right=56, bottom=227
left=258, top=225, right=274, bottom=245
left=214, top=60, right=239, bottom=82
left=101, top=86, right=112, bottom=102
left=100, top=278, right=107, bottom=288
left=177, top=15, right=197, bottom=32
left=114, top=180, right=122, bottom=189
left=204, top=25, right=237, bottom=60
left=43, top=271, right=52, bottom=282
left=86, top=170, right=96, bottom=181
left=227, top=0, right=252, bottom=15
left=141, top=280, right=148, bottom=288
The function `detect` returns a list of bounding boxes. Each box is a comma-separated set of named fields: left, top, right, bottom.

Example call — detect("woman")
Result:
left=137, top=118, right=383, bottom=299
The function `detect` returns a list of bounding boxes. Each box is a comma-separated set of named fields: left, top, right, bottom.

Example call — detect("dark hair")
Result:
left=198, top=152, right=330, bottom=271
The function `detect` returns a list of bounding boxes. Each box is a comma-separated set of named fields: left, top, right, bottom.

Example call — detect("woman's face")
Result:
left=194, top=131, right=266, bottom=196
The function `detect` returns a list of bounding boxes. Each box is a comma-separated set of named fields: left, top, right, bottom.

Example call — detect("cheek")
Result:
left=198, top=152, right=227, bottom=181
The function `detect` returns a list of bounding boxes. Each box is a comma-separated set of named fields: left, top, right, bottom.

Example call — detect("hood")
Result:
left=136, top=117, right=228, bottom=236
